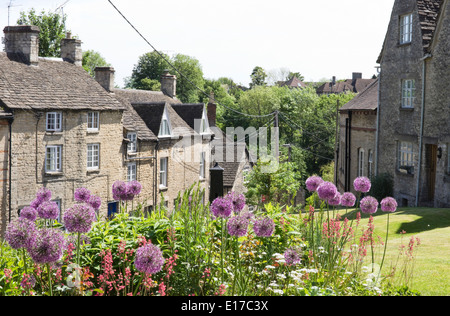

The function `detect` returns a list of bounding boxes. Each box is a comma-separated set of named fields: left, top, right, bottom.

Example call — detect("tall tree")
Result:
left=17, top=8, right=69, bottom=58
left=126, top=51, right=170, bottom=90
left=249, top=66, right=267, bottom=88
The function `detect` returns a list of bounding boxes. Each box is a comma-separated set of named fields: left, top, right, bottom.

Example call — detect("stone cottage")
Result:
left=337, top=79, right=379, bottom=193
left=376, top=0, right=450, bottom=207
left=0, top=26, right=126, bottom=234
left=316, top=73, right=376, bottom=95
left=95, top=67, right=213, bottom=213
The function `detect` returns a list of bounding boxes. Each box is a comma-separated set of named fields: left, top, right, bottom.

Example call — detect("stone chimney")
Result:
left=95, top=67, right=115, bottom=92
left=352, top=72, right=362, bottom=80
left=60, top=32, right=82, bottom=66
left=3, top=25, right=40, bottom=65
left=207, top=91, right=216, bottom=127
left=161, top=70, right=176, bottom=98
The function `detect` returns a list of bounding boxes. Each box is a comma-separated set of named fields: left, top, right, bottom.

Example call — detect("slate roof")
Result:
left=131, top=102, right=194, bottom=138
left=171, top=103, right=205, bottom=132
left=339, top=78, right=379, bottom=112
left=0, top=53, right=124, bottom=111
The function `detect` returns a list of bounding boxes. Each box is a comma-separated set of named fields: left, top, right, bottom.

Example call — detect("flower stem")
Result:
left=377, top=213, right=390, bottom=283
left=47, top=263, right=53, bottom=296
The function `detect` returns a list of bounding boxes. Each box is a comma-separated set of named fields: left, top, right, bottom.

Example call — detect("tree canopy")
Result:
left=126, top=51, right=205, bottom=103
left=17, top=8, right=69, bottom=58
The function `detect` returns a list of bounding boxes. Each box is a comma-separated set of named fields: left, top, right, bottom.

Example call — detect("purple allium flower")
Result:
left=225, top=191, right=246, bottom=214
left=88, top=195, right=102, bottom=211
left=240, top=210, right=255, bottom=222
left=284, top=246, right=302, bottom=265
left=317, top=181, right=338, bottom=202
left=134, top=244, right=165, bottom=275
left=30, top=197, right=43, bottom=210
left=305, top=176, right=324, bottom=192
left=341, top=192, right=356, bottom=207
left=227, top=215, right=249, bottom=237
left=28, top=228, right=65, bottom=264
left=253, top=217, right=275, bottom=237
left=5, top=218, right=37, bottom=250
left=37, top=200, right=60, bottom=220
left=353, top=177, right=371, bottom=193
left=63, top=204, right=96, bottom=233
left=381, top=197, right=397, bottom=213
left=74, top=187, right=91, bottom=203
left=328, top=192, right=341, bottom=206
left=20, top=206, right=38, bottom=222
left=127, top=180, right=142, bottom=196
left=112, top=180, right=127, bottom=201
left=36, top=187, right=52, bottom=202
left=210, top=197, right=233, bottom=219
left=360, top=196, right=378, bottom=214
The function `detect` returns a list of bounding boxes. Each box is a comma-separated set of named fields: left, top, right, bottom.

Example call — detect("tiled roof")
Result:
left=417, top=0, right=442, bottom=52
left=278, top=76, right=307, bottom=88
left=0, top=53, right=124, bottom=111
left=339, top=78, right=379, bottom=112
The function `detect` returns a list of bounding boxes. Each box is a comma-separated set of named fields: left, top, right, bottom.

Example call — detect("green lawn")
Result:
left=340, top=207, right=450, bottom=296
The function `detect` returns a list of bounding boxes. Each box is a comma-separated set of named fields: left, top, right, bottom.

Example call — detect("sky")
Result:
left=1, top=0, right=395, bottom=88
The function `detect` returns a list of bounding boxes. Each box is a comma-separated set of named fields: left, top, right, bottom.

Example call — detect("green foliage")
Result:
left=244, top=159, right=301, bottom=207
left=369, top=173, right=394, bottom=201
left=82, top=50, right=111, bottom=78
left=126, top=51, right=204, bottom=103
left=17, top=8, right=69, bottom=58
left=250, top=66, right=267, bottom=88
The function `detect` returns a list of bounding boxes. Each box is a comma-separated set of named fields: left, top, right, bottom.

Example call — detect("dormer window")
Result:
left=158, top=107, right=172, bottom=137
left=200, top=108, right=209, bottom=134
left=400, top=13, right=413, bottom=44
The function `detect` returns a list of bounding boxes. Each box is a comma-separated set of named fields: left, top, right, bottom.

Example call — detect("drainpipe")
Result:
left=375, top=66, right=381, bottom=176
left=415, top=53, right=432, bottom=207
left=7, top=115, right=14, bottom=223
left=154, top=140, right=160, bottom=208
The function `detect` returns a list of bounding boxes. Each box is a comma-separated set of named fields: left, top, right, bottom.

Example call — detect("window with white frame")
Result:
left=127, top=162, right=137, bottom=182
left=400, top=13, right=413, bottom=44
left=46, top=145, right=62, bottom=172
left=160, top=157, right=168, bottom=188
left=46, top=112, right=62, bottom=132
left=199, top=152, right=205, bottom=179
left=127, top=132, right=137, bottom=153
left=87, top=112, right=99, bottom=131
left=368, top=150, right=374, bottom=179
left=398, top=141, right=415, bottom=174
left=158, top=108, right=171, bottom=137
left=87, top=143, right=100, bottom=170
left=358, top=148, right=365, bottom=177
left=401, top=79, right=415, bottom=108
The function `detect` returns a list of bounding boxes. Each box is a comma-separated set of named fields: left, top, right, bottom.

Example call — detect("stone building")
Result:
left=376, top=0, right=450, bottom=207
left=0, top=26, right=126, bottom=234
left=337, top=79, right=378, bottom=193
left=95, top=67, right=213, bottom=213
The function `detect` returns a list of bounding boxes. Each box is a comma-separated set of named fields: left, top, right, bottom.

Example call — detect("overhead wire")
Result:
left=108, top=0, right=276, bottom=120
